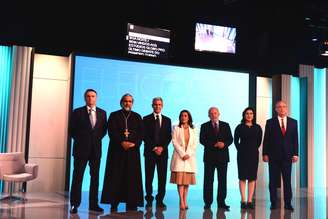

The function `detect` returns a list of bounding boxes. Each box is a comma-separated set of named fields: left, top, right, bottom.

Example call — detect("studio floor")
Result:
left=0, top=188, right=327, bottom=219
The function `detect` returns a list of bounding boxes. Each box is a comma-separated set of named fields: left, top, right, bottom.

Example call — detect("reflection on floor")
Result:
left=0, top=188, right=327, bottom=219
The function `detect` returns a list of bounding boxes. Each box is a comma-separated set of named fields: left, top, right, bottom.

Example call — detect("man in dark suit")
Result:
left=263, top=100, right=299, bottom=211
left=143, top=97, right=172, bottom=209
left=200, top=107, right=233, bottom=210
left=69, top=89, right=107, bottom=214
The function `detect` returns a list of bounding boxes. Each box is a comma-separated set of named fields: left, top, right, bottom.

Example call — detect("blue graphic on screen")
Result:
left=71, top=55, right=249, bottom=191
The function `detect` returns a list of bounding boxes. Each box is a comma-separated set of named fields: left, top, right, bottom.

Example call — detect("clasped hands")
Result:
left=152, top=146, right=164, bottom=156
left=121, top=141, right=135, bottom=150
left=214, top=141, right=225, bottom=149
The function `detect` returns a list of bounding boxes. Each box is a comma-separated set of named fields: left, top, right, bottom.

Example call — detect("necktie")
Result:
left=281, top=118, right=286, bottom=136
left=154, top=115, right=160, bottom=145
left=89, top=109, right=96, bottom=128
left=213, top=122, right=218, bottom=135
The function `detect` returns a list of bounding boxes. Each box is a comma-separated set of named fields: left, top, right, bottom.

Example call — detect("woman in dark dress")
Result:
left=234, top=107, right=262, bottom=209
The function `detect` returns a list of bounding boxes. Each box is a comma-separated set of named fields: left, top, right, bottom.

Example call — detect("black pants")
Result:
left=268, top=160, right=292, bottom=204
left=144, top=154, right=168, bottom=203
left=203, top=162, right=228, bottom=205
left=70, top=157, right=100, bottom=207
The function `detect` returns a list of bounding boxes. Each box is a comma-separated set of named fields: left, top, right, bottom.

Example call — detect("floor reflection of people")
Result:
left=179, top=209, right=187, bottom=219
left=241, top=209, right=255, bottom=219
left=269, top=208, right=292, bottom=219
left=216, top=209, right=227, bottom=219
left=144, top=208, right=165, bottom=219
left=144, top=208, right=153, bottom=219
left=240, top=209, right=247, bottom=219
left=202, top=209, right=213, bottom=219
left=155, top=208, right=165, bottom=219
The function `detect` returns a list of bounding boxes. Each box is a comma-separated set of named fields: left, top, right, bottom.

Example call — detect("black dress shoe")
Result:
left=156, top=202, right=167, bottom=209
left=89, top=204, right=104, bottom=212
left=247, top=202, right=255, bottom=209
left=284, top=204, right=294, bottom=211
left=270, top=203, right=277, bottom=210
left=241, top=202, right=247, bottom=209
left=218, top=203, right=230, bottom=210
left=145, top=202, right=152, bottom=209
left=204, top=204, right=211, bottom=209
left=70, top=205, right=78, bottom=214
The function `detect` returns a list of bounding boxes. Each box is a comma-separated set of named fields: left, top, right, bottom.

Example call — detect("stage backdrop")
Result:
left=71, top=55, right=249, bottom=191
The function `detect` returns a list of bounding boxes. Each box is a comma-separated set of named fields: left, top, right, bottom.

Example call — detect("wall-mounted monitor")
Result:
left=195, top=22, right=236, bottom=54
left=126, top=23, right=170, bottom=59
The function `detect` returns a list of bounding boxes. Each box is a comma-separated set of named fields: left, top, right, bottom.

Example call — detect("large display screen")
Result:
left=195, top=22, right=236, bottom=54
left=71, top=55, right=249, bottom=191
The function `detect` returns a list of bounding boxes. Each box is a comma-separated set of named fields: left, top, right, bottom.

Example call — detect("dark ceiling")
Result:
left=0, top=1, right=328, bottom=76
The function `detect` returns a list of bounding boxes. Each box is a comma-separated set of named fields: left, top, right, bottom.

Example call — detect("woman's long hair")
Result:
left=241, top=107, right=256, bottom=124
left=178, top=109, right=194, bottom=128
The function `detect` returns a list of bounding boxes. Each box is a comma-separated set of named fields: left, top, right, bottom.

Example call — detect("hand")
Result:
left=121, top=141, right=130, bottom=150
left=182, top=155, right=190, bottom=160
left=154, top=146, right=163, bottom=156
left=263, top=155, right=269, bottom=162
left=292, top=156, right=298, bottom=163
left=121, top=141, right=135, bottom=150
left=216, top=142, right=225, bottom=149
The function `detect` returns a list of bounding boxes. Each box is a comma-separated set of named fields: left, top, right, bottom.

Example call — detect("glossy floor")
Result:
left=0, top=188, right=327, bottom=219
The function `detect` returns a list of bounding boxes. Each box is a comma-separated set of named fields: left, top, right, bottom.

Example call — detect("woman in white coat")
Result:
left=170, top=110, right=197, bottom=210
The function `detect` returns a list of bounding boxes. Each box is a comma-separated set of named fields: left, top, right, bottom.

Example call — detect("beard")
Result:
left=123, top=106, right=131, bottom=111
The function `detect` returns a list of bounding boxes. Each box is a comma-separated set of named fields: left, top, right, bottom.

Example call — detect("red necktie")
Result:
left=281, top=118, right=286, bottom=136
left=213, top=122, right=218, bottom=135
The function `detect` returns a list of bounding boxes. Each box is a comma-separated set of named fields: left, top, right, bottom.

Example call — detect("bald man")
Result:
left=263, top=100, right=299, bottom=211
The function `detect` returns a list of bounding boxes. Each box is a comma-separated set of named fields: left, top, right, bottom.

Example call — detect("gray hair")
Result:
left=208, top=106, right=220, bottom=115
left=120, top=93, right=134, bottom=107
left=152, top=97, right=163, bottom=104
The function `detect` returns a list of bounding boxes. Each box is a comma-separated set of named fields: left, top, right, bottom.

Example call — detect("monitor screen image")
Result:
left=195, top=23, right=236, bottom=54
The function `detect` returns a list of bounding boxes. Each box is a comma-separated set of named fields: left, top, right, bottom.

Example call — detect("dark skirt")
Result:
left=237, top=151, right=259, bottom=180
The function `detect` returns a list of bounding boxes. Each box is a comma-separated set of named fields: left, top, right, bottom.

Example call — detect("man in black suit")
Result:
left=69, top=89, right=107, bottom=214
left=200, top=107, right=233, bottom=210
left=263, top=100, right=298, bottom=211
left=143, top=97, right=172, bottom=209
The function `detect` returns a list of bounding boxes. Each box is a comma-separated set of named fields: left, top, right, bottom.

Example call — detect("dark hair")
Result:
left=84, top=89, right=97, bottom=98
left=241, top=107, right=255, bottom=124
left=178, top=110, right=194, bottom=128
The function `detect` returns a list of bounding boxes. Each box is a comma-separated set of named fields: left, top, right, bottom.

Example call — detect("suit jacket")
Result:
left=143, top=113, right=172, bottom=158
left=200, top=120, right=233, bottom=164
left=170, top=125, right=197, bottom=173
left=262, top=117, right=299, bottom=161
left=70, top=106, right=107, bottom=159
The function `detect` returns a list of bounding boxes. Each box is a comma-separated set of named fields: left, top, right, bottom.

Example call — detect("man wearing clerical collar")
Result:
left=101, top=93, right=144, bottom=213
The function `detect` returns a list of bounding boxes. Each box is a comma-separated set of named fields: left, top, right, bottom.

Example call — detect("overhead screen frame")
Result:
left=194, top=22, right=237, bottom=55
left=126, top=23, right=172, bottom=60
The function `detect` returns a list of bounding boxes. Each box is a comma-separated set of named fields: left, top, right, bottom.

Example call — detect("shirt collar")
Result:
left=87, top=106, right=96, bottom=112
left=211, top=120, right=219, bottom=125
left=153, top=112, right=161, bottom=118
left=278, top=115, right=286, bottom=120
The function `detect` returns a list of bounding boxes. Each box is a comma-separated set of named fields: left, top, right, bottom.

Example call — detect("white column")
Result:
left=28, top=54, right=71, bottom=192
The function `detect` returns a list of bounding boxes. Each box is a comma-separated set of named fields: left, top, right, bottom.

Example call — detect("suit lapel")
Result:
left=94, top=108, right=101, bottom=129
left=274, top=117, right=284, bottom=136
left=84, top=107, right=93, bottom=129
